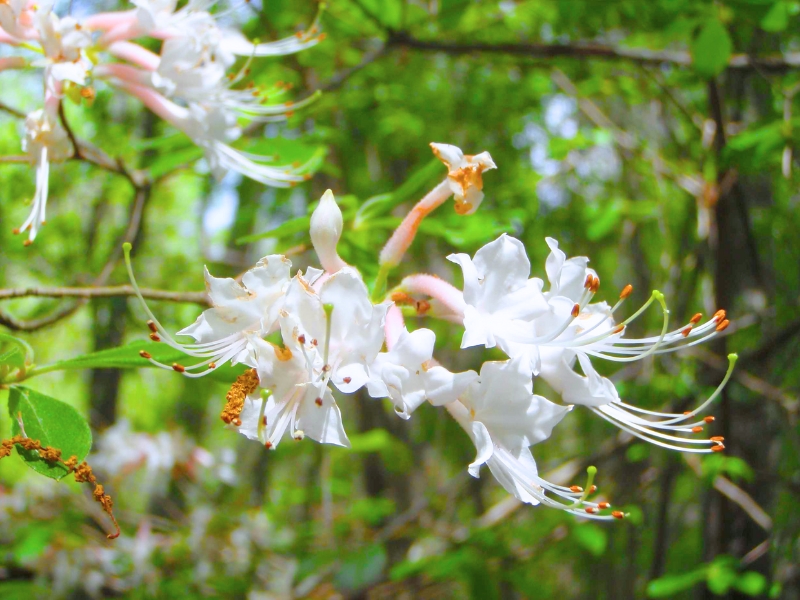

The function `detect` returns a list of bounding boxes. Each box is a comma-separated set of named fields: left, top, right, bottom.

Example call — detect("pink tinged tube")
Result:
left=108, top=42, right=160, bottom=71
left=82, top=10, right=138, bottom=31
left=0, top=57, right=27, bottom=71
left=399, top=274, right=466, bottom=319
left=102, top=71, right=189, bottom=125
left=385, top=305, right=405, bottom=351
left=379, top=180, right=451, bottom=268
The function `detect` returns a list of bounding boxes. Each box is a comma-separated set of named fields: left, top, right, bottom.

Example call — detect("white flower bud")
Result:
left=310, top=189, right=346, bottom=273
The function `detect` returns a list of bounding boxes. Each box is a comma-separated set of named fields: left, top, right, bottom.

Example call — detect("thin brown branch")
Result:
left=0, top=285, right=208, bottom=304
left=387, top=32, right=800, bottom=72
left=0, top=101, right=25, bottom=119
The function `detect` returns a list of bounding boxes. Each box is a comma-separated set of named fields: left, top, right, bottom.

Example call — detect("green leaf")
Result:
left=236, top=215, right=310, bottom=244
left=335, top=544, right=388, bottom=592
left=735, top=571, right=768, bottom=596
left=692, top=19, right=733, bottom=77
left=348, top=428, right=413, bottom=474
left=761, top=1, right=789, bottom=31
left=647, top=568, right=707, bottom=597
left=8, top=386, right=92, bottom=480
left=31, top=340, right=245, bottom=382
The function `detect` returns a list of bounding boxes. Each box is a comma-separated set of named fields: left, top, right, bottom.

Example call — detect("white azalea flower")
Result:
left=457, top=356, right=570, bottom=475
left=34, top=8, right=93, bottom=86
left=450, top=234, right=732, bottom=453
left=366, top=326, right=478, bottom=419
left=237, top=268, right=388, bottom=448
left=13, top=108, right=72, bottom=245
left=430, top=142, right=497, bottom=215
left=443, top=359, right=620, bottom=518
left=447, top=234, right=549, bottom=364
left=0, top=0, right=31, bottom=38
left=124, top=252, right=292, bottom=376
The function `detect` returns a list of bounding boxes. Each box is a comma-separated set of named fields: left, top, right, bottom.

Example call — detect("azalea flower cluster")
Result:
left=2, top=0, right=323, bottom=244
left=125, top=143, right=735, bottom=520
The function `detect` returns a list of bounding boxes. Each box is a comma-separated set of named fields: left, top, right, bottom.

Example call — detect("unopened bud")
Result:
left=310, top=189, right=346, bottom=273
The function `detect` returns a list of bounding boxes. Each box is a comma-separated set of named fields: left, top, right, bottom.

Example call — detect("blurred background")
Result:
left=1, top=0, right=799, bottom=598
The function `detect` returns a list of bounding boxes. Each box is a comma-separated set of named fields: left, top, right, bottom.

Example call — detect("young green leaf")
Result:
left=7, top=386, right=92, bottom=480
left=692, top=19, right=733, bottom=78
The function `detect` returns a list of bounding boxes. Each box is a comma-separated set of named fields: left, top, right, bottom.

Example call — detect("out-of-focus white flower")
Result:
left=430, top=142, right=496, bottom=215
left=34, top=8, right=93, bottom=86
left=367, top=326, right=477, bottom=419
left=13, top=108, right=71, bottom=245
left=0, top=0, right=32, bottom=38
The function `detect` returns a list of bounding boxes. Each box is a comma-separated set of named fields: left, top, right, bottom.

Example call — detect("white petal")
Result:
left=446, top=252, right=481, bottom=306
left=430, top=142, right=464, bottom=170
left=468, top=420, right=494, bottom=478
left=423, top=367, right=478, bottom=406
left=332, top=362, right=369, bottom=393
left=296, top=384, right=350, bottom=447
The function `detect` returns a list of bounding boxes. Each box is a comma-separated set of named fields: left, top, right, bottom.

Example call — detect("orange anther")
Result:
left=571, top=303, right=580, bottom=318
left=704, top=416, right=715, bottom=423
left=710, top=436, right=725, bottom=442
left=315, top=397, right=323, bottom=407
left=611, top=511, right=625, bottom=519
left=343, top=377, right=352, bottom=384
left=208, top=362, right=216, bottom=369
left=715, top=319, right=730, bottom=332
left=265, top=441, right=273, bottom=449
left=390, top=291, right=415, bottom=305
left=585, top=507, right=598, bottom=514
left=590, top=277, right=600, bottom=293
left=147, top=320, right=158, bottom=333
left=711, top=444, right=725, bottom=452
left=12, top=228, right=19, bottom=235
left=589, top=485, right=597, bottom=493
left=569, top=485, right=583, bottom=493
left=139, top=350, right=152, bottom=359
left=692, top=426, right=703, bottom=433
left=298, top=334, right=306, bottom=344
left=598, top=502, right=610, bottom=509
left=681, top=326, right=692, bottom=337
left=713, top=309, right=726, bottom=322
left=584, top=274, right=593, bottom=289
left=149, top=333, right=161, bottom=342
left=172, top=363, right=186, bottom=373
left=416, top=300, right=431, bottom=314
left=684, top=411, right=692, bottom=415
left=612, top=324, right=625, bottom=334
left=620, top=284, right=633, bottom=299
left=690, top=313, right=703, bottom=324
left=23, top=240, right=32, bottom=246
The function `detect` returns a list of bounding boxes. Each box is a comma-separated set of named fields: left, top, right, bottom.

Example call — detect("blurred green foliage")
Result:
left=1, top=0, right=799, bottom=598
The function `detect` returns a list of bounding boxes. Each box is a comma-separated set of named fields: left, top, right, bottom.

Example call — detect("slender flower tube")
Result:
left=0, top=56, right=27, bottom=72
left=378, top=143, right=496, bottom=271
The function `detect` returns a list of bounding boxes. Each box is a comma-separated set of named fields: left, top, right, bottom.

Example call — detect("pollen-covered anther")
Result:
left=264, top=441, right=273, bottom=449
left=690, top=313, right=703, bottom=324
left=571, top=303, right=580, bottom=318
left=681, top=326, right=693, bottom=337
left=172, top=363, right=185, bottom=373
left=23, top=240, right=32, bottom=246
left=716, top=319, right=730, bottom=332
left=315, top=397, right=323, bottom=407
left=322, top=364, right=331, bottom=372
left=569, top=485, right=583, bottom=493
left=691, top=426, right=703, bottom=433
left=416, top=300, right=431, bottom=314
left=220, top=368, right=259, bottom=425
left=598, top=502, right=611, bottom=509
left=713, top=309, right=727, bottom=322
left=711, top=444, right=725, bottom=452
left=585, top=507, right=598, bottom=514
left=612, top=324, right=625, bottom=334
left=147, top=320, right=158, bottom=333
left=311, top=339, right=318, bottom=347
left=390, top=291, right=415, bottom=306
left=208, top=362, right=216, bottom=369
left=343, top=377, right=352, bottom=384
left=590, top=276, right=600, bottom=293
left=611, top=511, right=625, bottom=519
left=589, top=485, right=597, bottom=493
left=12, top=228, right=19, bottom=235
left=704, top=416, right=715, bottom=423
left=139, top=350, right=152, bottom=359
left=620, top=284, right=633, bottom=299
left=149, top=333, right=161, bottom=342
left=298, top=334, right=306, bottom=344
left=710, top=436, right=725, bottom=442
